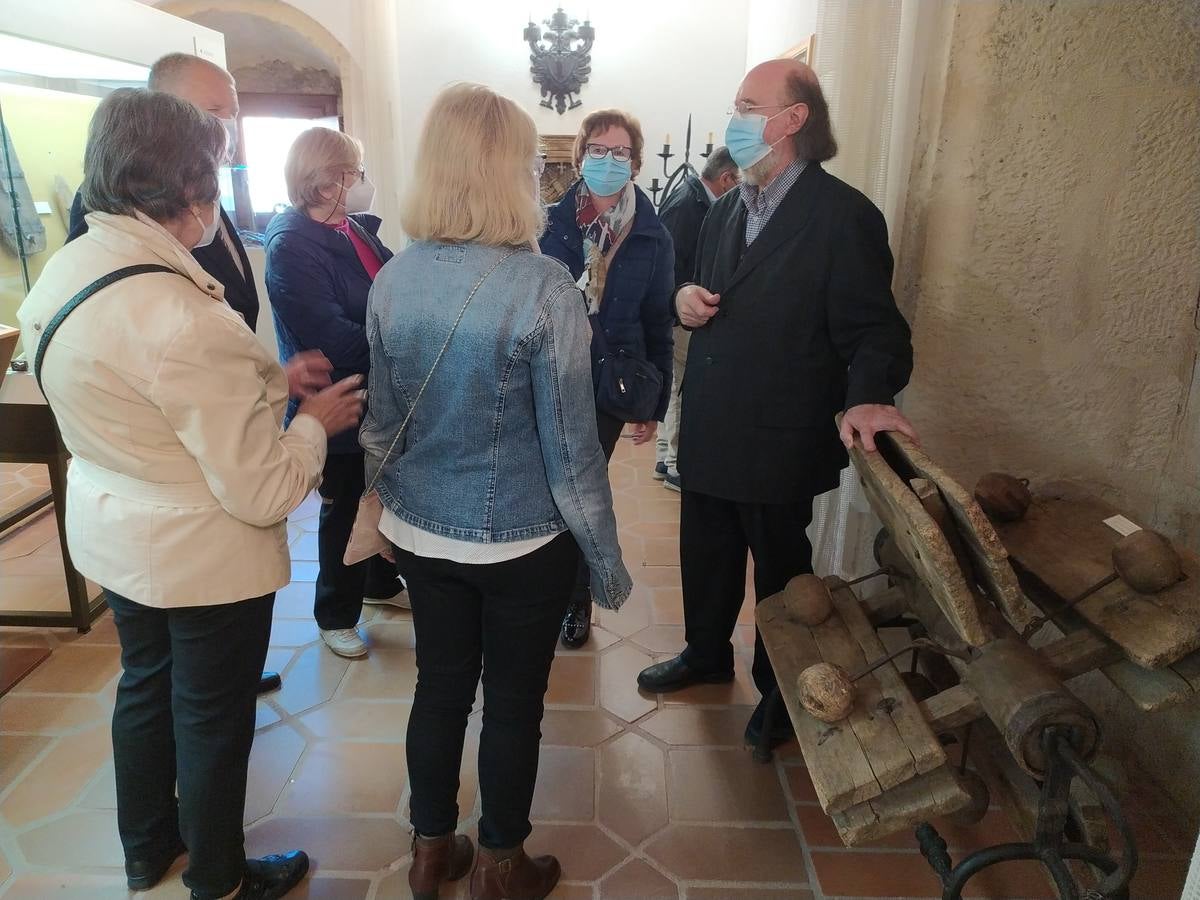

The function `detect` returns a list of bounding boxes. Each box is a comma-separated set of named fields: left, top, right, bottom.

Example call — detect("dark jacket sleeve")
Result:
left=265, top=234, right=371, bottom=374
left=66, top=191, right=89, bottom=244
left=658, top=198, right=703, bottom=290
left=643, top=230, right=676, bottom=420
left=827, top=198, right=913, bottom=409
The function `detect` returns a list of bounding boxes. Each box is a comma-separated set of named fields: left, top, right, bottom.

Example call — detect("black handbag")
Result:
left=588, top=315, right=663, bottom=423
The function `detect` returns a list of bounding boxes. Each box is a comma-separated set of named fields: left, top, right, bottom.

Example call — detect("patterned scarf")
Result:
left=576, top=181, right=636, bottom=314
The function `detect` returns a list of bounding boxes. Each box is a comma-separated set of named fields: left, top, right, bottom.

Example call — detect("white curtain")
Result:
left=806, top=0, right=937, bottom=582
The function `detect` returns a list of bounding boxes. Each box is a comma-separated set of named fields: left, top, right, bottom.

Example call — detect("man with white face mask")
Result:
left=264, top=127, right=404, bottom=661
left=636, top=60, right=918, bottom=751
left=67, top=53, right=332, bottom=699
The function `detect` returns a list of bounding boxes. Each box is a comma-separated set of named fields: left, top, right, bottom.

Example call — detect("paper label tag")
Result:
left=575, top=269, right=590, bottom=291
left=1103, top=515, right=1142, bottom=537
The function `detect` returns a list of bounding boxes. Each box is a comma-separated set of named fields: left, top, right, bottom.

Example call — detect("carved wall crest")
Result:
left=524, top=8, right=594, bottom=115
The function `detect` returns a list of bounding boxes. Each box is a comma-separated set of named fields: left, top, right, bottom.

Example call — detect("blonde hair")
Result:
left=402, top=83, right=543, bottom=246
left=285, top=127, right=363, bottom=210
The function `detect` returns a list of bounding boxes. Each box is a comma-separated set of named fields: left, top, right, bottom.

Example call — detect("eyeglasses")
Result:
left=584, top=143, right=633, bottom=163
left=533, top=153, right=547, bottom=176
left=346, top=166, right=366, bottom=182
left=728, top=100, right=797, bottom=116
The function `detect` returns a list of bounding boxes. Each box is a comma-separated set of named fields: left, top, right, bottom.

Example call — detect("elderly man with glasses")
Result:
left=636, top=59, right=918, bottom=751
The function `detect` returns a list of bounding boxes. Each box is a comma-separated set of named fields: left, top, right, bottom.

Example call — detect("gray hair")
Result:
left=148, top=52, right=231, bottom=92
left=82, top=88, right=226, bottom=222
left=701, top=146, right=736, bottom=181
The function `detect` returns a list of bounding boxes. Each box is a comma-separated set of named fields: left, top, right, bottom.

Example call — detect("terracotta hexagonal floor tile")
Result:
left=78, top=763, right=115, bottom=810
left=270, top=618, right=321, bottom=648
left=645, top=825, right=808, bottom=883
left=545, top=654, right=597, bottom=706
left=286, top=876, right=373, bottom=898
left=524, top=824, right=627, bottom=882
left=600, top=858, right=678, bottom=898
left=650, top=587, right=685, bottom=625
left=299, top=699, right=412, bottom=741
left=1, top=722, right=109, bottom=827
left=274, top=644, right=351, bottom=716
left=273, top=581, right=317, bottom=618
left=599, top=644, right=658, bottom=723
left=0, top=842, right=9, bottom=883
left=596, top=588, right=654, bottom=639
left=688, top=888, right=813, bottom=899
left=809, top=849, right=1055, bottom=898
left=17, top=809, right=123, bottom=868
left=14, top=644, right=122, bottom=694
left=0, top=874, right=129, bottom=899
left=531, top=745, right=595, bottom=821
left=667, top=748, right=790, bottom=822
left=629, top=625, right=687, bottom=655
left=598, top=731, right=668, bottom=846
left=635, top=566, right=682, bottom=589
left=245, top=816, right=410, bottom=872
left=540, top=708, right=622, bottom=747
left=337, top=649, right=418, bottom=701
left=276, top=741, right=407, bottom=816
left=245, top=724, right=308, bottom=824
left=0, top=691, right=99, bottom=736
left=639, top=706, right=756, bottom=746
left=363, top=620, right=418, bottom=650
left=660, top=654, right=759, bottom=707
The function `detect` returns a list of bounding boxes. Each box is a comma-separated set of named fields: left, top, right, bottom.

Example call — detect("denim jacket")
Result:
left=360, top=241, right=633, bottom=610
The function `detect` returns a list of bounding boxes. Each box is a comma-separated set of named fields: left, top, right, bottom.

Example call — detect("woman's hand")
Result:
left=297, top=375, right=365, bottom=437
left=284, top=350, right=334, bottom=399
left=628, top=421, right=657, bottom=446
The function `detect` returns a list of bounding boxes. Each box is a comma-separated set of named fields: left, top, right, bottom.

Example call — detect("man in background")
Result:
left=653, top=146, right=739, bottom=492
left=68, top=53, right=337, bottom=696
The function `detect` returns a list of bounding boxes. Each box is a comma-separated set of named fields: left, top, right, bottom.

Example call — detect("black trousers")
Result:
left=106, top=589, right=274, bottom=899
left=570, top=411, right=625, bottom=604
left=679, top=489, right=814, bottom=700
left=397, top=532, right=579, bottom=849
left=315, top=451, right=400, bottom=629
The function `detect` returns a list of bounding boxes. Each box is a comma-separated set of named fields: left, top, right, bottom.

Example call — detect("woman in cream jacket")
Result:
left=17, top=89, right=361, bottom=900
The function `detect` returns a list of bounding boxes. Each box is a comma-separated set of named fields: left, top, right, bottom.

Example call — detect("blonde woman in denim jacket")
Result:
left=360, top=83, right=631, bottom=900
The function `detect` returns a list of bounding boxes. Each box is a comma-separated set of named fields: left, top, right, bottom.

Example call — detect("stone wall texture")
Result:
left=895, top=0, right=1200, bottom=819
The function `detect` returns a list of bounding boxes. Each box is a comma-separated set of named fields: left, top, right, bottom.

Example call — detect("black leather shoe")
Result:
left=560, top=598, right=592, bottom=649
left=126, top=836, right=186, bottom=891
left=744, top=698, right=795, bottom=749
left=637, top=655, right=734, bottom=693
left=191, top=850, right=310, bottom=900
left=257, top=671, right=282, bottom=694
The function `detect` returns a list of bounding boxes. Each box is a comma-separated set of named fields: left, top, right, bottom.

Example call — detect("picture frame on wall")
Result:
left=539, top=134, right=578, bottom=205
left=783, top=33, right=816, bottom=66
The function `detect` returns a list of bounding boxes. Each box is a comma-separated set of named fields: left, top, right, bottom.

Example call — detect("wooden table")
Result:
left=0, top=370, right=104, bottom=631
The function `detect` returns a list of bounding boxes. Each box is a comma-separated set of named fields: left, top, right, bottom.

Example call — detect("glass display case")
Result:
left=0, top=31, right=148, bottom=353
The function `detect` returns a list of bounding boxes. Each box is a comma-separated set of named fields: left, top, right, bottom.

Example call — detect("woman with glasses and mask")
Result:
left=265, top=127, right=403, bottom=661
left=540, top=109, right=675, bottom=650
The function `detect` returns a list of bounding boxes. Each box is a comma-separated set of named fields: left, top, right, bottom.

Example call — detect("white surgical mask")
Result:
left=344, top=175, right=376, bottom=214
left=191, top=201, right=221, bottom=249
left=219, top=117, right=238, bottom=162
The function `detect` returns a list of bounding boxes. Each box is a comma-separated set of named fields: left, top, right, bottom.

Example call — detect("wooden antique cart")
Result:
left=756, top=427, right=1200, bottom=899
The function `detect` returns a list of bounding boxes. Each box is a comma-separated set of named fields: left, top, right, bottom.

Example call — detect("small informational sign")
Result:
left=1103, top=514, right=1142, bottom=537
left=34, top=201, right=51, bottom=215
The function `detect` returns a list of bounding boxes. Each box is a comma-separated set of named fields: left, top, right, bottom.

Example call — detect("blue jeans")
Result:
left=107, top=589, right=273, bottom=898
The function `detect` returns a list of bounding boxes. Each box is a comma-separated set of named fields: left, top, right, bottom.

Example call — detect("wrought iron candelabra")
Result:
left=649, top=114, right=714, bottom=209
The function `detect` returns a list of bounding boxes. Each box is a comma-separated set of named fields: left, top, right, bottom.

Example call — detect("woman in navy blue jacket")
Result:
left=265, top=127, right=403, bottom=660
left=540, top=109, right=675, bottom=649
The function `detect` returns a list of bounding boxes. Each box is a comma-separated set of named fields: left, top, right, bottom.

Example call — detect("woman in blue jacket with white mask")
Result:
left=265, top=127, right=404, bottom=661
left=540, top=109, right=675, bottom=650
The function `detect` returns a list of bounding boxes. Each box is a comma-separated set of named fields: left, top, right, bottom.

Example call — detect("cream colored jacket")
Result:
left=17, top=212, right=327, bottom=608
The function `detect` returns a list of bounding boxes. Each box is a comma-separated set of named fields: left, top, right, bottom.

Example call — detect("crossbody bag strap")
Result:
left=365, top=248, right=518, bottom=494
left=34, top=264, right=186, bottom=393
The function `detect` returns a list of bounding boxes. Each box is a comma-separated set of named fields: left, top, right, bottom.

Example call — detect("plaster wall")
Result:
left=897, top=0, right=1200, bottom=817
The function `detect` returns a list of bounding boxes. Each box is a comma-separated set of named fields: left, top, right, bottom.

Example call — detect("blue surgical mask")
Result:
left=581, top=154, right=632, bottom=198
left=725, top=108, right=791, bottom=170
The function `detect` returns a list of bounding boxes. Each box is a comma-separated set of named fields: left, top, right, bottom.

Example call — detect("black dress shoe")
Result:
left=126, top=836, right=186, bottom=890
left=560, top=598, right=592, bottom=649
left=637, top=655, right=734, bottom=693
left=257, top=672, right=282, bottom=695
left=744, top=697, right=795, bottom=749
left=191, top=850, right=310, bottom=900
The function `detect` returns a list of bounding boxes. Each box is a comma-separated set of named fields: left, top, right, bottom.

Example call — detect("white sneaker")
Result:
left=363, top=590, right=411, bottom=610
left=320, top=628, right=368, bottom=658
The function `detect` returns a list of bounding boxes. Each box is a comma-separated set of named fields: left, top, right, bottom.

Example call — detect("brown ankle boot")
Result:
left=409, top=832, right=474, bottom=900
left=470, top=845, right=560, bottom=900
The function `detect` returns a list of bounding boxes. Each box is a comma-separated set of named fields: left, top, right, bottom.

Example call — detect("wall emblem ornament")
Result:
left=524, top=8, right=594, bottom=115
